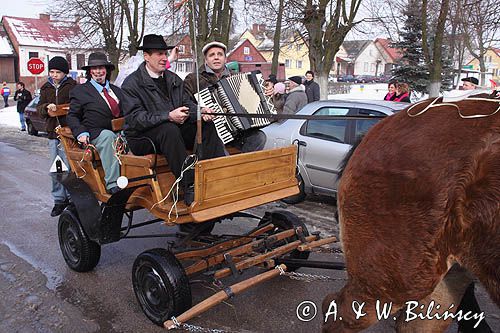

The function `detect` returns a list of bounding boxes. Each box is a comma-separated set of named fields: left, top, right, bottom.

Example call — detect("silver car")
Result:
left=262, top=100, right=409, bottom=203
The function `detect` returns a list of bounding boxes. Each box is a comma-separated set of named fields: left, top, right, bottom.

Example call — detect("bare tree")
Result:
left=185, top=0, right=234, bottom=64
left=301, top=0, right=364, bottom=99
left=459, top=0, right=500, bottom=85
left=118, top=0, right=147, bottom=56
left=421, top=0, right=450, bottom=96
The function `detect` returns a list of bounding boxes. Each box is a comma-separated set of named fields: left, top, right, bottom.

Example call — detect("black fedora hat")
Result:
left=82, top=52, right=115, bottom=71
left=137, top=34, right=175, bottom=50
left=461, top=77, right=479, bottom=85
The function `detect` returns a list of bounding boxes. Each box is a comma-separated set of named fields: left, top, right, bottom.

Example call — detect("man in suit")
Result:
left=121, top=34, right=225, bottom=205
left=67, top=52, right=125, bottom=194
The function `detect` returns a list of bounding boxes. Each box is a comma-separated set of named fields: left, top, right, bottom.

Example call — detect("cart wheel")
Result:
left=58, top=210, right=101, bottom=272
left=26, top=120, right=38, bottom=136
left=259, top=210, right=310, bottom=263
left=281, top=173, right=306, bottom=204
left=132, top=248, right=192, bottom=326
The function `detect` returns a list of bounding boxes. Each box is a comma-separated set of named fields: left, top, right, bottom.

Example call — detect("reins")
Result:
left=407, top=96, right=500, bottom=119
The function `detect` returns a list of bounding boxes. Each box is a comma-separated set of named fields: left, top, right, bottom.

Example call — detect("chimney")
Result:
left=259, top=24, right=266, bottom=32
left=39, top=14, right=50, bottom=21
left=252, top=24, right=258, bottom=33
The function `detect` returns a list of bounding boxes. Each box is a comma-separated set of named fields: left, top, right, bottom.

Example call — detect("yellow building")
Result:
left=466, top=48, right=500, bottom=82
left=238, top=26, right=311, bottom=78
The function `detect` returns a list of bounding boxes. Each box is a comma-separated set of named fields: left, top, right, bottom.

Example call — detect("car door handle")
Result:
left=296, top=140, right=307, bottom=147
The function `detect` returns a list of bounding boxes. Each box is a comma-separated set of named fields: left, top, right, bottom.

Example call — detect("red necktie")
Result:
left=102, top=87, right=120, bottom=118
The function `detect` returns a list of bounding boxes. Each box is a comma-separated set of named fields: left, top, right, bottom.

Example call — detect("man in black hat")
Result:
left=184, top=41, right=267, bottom=153
left=67, top=52, right=125, bottom=194
left=121, top=34, right=225, bottom=205
left=461, top=77, right=479, bottom=90
left=283, top=76, right=307, bottom=115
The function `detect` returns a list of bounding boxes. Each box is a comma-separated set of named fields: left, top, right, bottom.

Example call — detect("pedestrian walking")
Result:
left=383, top=81, right=397, bottom=101
left=13, top=82, right=32, bottom=131
left=393, top=82, right=411, bottom=103
left=1, top=82, right=11, bottom=107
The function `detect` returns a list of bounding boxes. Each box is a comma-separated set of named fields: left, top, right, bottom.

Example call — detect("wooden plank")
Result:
left=213, top=235, right=316, bottom=279
left=163, top=265, right=286, bottom=330
left=191, top=186, right=299, bottom=222
left=297, top=236, right=338, bottom=251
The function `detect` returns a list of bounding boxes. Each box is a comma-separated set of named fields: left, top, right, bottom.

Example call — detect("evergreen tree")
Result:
left=391, top=0, right=429, bottom=94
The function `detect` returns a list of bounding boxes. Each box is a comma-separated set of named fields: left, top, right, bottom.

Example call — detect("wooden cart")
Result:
left=53, top=111, right=338, bottom=329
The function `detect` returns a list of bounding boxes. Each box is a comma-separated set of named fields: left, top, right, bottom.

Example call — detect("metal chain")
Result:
left=180, top=323, right=228, bottom=333
left=276, top=265, right=346, bottom=283
left=311, top=246, right=343, bottom=254
left=170, top=317, right=229, bottom=333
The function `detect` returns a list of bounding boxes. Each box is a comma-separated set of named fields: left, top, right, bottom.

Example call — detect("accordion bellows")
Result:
left=195, top=71, right=277, bottom=144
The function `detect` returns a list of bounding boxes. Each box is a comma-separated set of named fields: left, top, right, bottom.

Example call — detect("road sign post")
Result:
left=27, top=58, right=45, bottom=91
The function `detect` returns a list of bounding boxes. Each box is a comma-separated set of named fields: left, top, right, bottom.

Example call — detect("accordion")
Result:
left=195, top=71, right=276, bottom=144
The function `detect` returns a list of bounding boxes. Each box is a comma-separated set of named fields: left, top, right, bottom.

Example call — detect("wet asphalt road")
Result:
left=0, top=124, right=498, bottom=333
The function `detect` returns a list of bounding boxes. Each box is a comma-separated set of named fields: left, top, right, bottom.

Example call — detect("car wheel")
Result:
left=58, top=210, right=101, bottom=272
left=26, top=120, right=38, bottom=136
left=281, top=173, right=306, bottom=204
left=132, top=248, right=192, bottom=326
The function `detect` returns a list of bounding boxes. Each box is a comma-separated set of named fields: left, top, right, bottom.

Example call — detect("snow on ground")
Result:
left=0, top=106, right=22, bottom=129
left=328, top=83, right=388, bottom=100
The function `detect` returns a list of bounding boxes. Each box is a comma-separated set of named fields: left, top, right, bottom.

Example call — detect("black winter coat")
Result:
left=304, top=80, right=320, bottom=103
left=67, top=81, right=125, bottom=140
left=37, top=77, right=77, bottom=139
left=14, top=88, right=32, bottom=113
left=121, top=62, right=197, bottom=138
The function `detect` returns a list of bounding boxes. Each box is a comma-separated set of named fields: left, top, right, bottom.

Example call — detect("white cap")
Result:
left=202, top=41, right=227, bottom=55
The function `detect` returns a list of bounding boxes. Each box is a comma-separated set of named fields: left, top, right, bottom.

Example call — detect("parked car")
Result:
left=336, top=75, right=356, bottom=83
left=262, top=100, right=409, bottom=203
left=355, top=75, right=377, bottom=83
left=24, top=95, right=45, bottom=136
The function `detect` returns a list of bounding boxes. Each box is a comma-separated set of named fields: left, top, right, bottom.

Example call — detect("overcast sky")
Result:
left=1, top=0, right=49, bottom=18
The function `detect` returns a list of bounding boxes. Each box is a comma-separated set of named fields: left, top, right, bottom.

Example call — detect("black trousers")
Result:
left=127, top=121, right=225, bottom=186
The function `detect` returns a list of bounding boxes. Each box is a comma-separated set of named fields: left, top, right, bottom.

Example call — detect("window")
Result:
left=370, top=63, right=375, bottom=72
left=77, top=54, right=86, bottom=69
left=296, top=44, right=301, bottom=51
left=66, top=54, right=72, bottom=70
left=303, top=107, right=350, bottom=143
left=243, top=47, right=250, bottom=55
left=364, top=62, right=369, bottom=72
left=354, top=109, right=386, bottom=138
left=285, top=59, right=291, bottom=68
left=296, top=60, right=303, bottom=69
left=178, top=45, right=185, bottom=54
left=176, top=62, right=186, bottom=72
left=28, top=52, right=39, bottom=59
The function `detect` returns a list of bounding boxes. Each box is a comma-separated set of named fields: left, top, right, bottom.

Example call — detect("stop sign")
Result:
left=27, top=58, right=45, bottom=75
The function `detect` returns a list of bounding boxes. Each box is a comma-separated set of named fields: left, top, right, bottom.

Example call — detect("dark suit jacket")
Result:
left=68, top=81, right=124, bottom=140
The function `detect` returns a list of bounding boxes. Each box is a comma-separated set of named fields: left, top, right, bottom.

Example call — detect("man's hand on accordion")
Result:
left=168, top=106, right=190, bottom=124
left=201, top=107, right=216, bottom=122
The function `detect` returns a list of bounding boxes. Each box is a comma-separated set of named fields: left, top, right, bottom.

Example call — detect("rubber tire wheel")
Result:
left=26, top=120, right=38, bottom=136
left=132, top=248, right=192, bottom=326
left=281, top=173, right=306, bottom=204
left=58, top=210, right=101, bottom=272
left=259, top=210, right=310, bottom=270
left=179, top=220, right=216, bottom=235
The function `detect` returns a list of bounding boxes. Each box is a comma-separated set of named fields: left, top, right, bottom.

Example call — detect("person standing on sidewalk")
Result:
left=13, top=82, right=32, bottom=131
left=37, top=56, right=77, bottom=217
left=1, top=82, right=11, bottom=107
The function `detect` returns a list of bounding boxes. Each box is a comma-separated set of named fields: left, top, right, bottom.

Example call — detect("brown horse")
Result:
left=322, top=97, right=500, bottom=332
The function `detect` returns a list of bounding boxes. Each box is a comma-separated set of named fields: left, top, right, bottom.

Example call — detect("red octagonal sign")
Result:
left=27, top=58, right=45, bottom=75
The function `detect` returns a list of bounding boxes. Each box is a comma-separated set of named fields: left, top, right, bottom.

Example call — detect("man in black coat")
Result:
left=13, top=82, right=32, bottom=131
left=67, top=52, right=125, bottom=194
left=121, top=34, right=225, bottom=205
left=304, top=70, right=320, bottom=103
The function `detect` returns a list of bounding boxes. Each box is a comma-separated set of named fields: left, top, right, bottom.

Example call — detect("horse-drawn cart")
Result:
left=53, top=113, right=338, bottom=329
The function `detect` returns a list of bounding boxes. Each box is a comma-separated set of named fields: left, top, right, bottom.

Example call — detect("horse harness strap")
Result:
left=407, top=96, right=500, bottom=119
